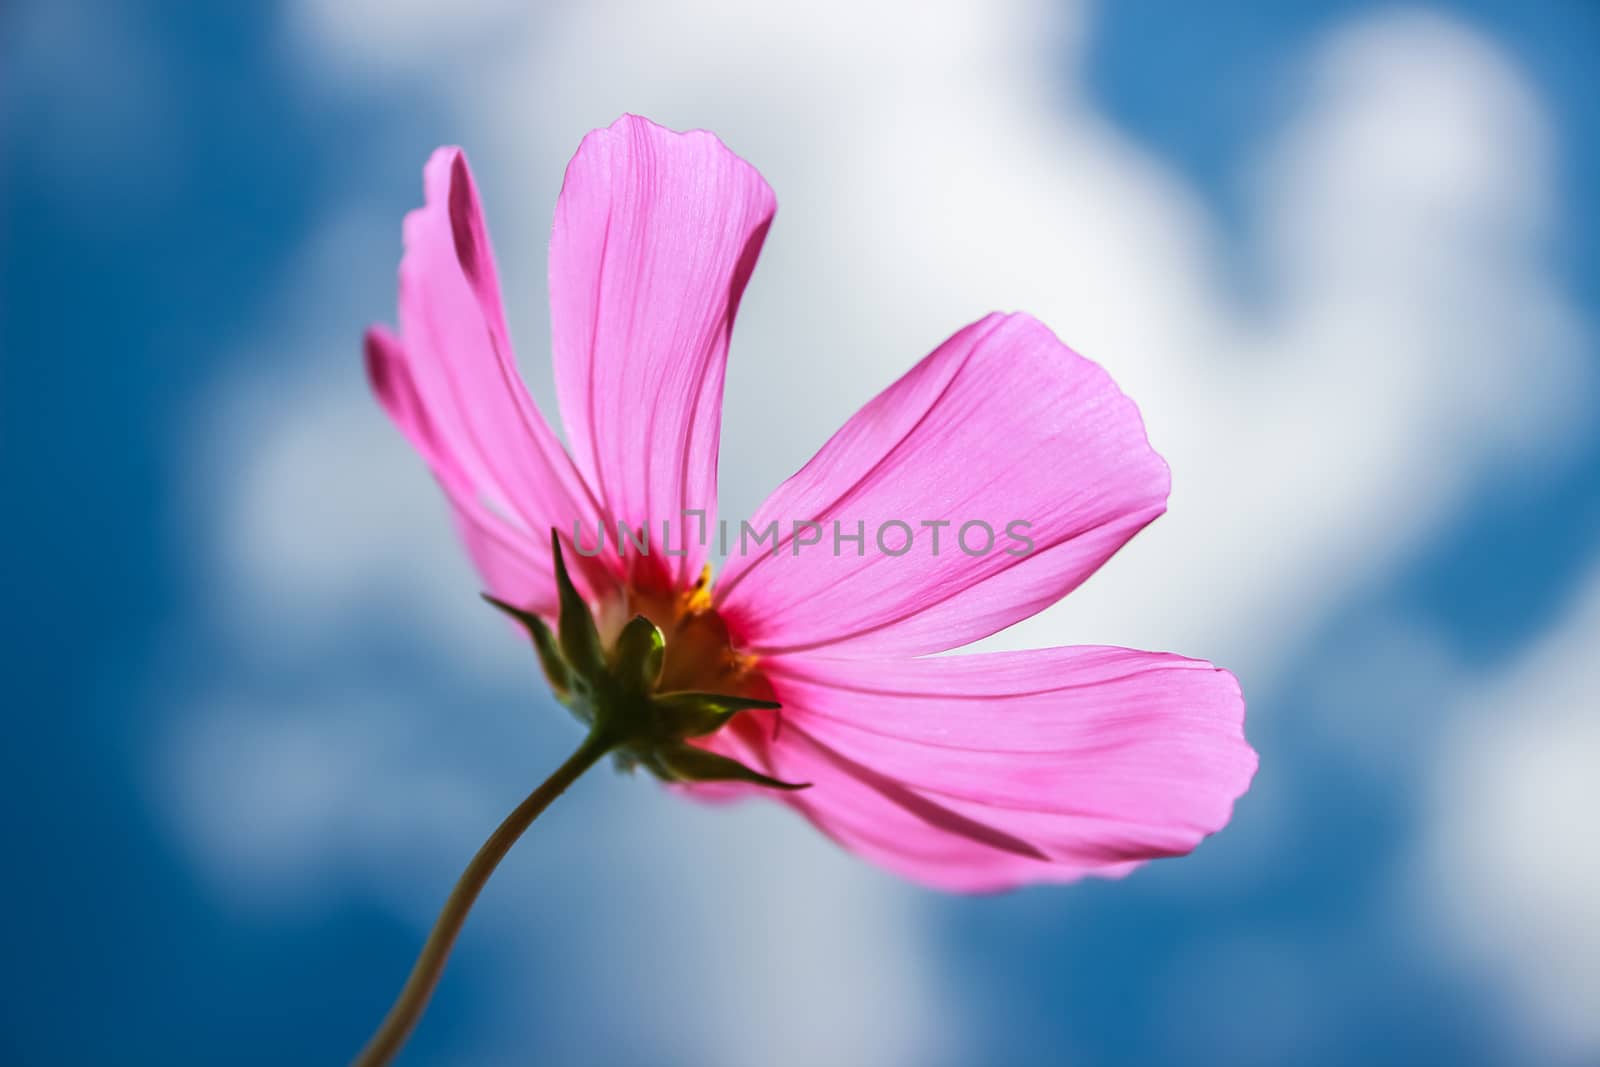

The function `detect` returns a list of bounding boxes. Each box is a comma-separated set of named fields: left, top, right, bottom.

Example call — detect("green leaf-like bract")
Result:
left=482, top=594, right=573, bottom=700
left=651, top=742, right=810, bottom=791
left=654, top=691, right=782, bottom=737
left=550, top=530, right=605, bottom=678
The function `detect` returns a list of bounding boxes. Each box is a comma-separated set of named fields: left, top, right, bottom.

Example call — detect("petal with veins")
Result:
left=550, top=114, right=775, bottom=591
left=369, top=148, right=612, bottom=607
left=739, top=646, right=1255, bottom=892
left=717, top=312, right=1169, bottom=657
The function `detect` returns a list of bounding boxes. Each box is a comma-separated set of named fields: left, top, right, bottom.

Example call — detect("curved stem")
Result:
left=351, top=730, right=616, bottom=1067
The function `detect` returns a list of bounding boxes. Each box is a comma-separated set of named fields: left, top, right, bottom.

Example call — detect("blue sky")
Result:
left=4, top=2, right=1598, bottom=1065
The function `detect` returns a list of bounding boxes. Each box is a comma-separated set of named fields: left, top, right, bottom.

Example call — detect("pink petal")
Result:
left=741, top=646, right=1256, bottom=892
left=368, top=148, right=612, bottom=609
left=715, top=313, right=1169, bottom=658
left=365, top=327, right=576, bottom=616
left=549, top=115, right=775, bottom=592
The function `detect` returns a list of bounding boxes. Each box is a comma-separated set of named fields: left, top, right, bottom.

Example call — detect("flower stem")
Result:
left=350, top=730, right=616, bottom=1067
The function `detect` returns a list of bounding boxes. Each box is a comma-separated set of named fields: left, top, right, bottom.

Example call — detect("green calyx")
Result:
left=482, top=531, right=808, bottom=792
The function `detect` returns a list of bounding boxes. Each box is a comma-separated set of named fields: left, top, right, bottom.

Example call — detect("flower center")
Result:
left=493, top=534, right=804, bottom=790
left=598, top=565, right=773, bottom=704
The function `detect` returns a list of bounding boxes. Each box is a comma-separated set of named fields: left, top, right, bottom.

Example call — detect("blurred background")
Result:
left=4, top=1, right=1598, bottom=1064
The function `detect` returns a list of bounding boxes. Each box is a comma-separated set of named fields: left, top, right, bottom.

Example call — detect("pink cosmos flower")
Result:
left=365, top=114, right=1257, bottom=892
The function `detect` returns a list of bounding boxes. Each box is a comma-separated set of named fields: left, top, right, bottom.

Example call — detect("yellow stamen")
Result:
left=680, top=563, right=715, bottom=615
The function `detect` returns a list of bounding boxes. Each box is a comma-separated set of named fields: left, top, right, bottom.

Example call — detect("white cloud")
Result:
left=294, top=2, right=1588, bottom=688
left=1417, top=564, right=1600, bottom=1060
left=284, top=0, right=532, bottom=82
left=530, top=786, right=959, bottom=1067
left=158, top=687, right=514, bottom=914
left=158, top=1, right=1595, bottom=1063
left=176, top=209, right=533, bottom=678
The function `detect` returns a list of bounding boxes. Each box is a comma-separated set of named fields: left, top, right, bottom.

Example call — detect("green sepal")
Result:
left=611, top=615, right=665, bottom=694
left=550, top=529, right=605, bottom=677
left=481, top=594, right=573, bottom=699
left=650, top=742, right=810, bottom=791
left=653, top=691, right=781, bottom=738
